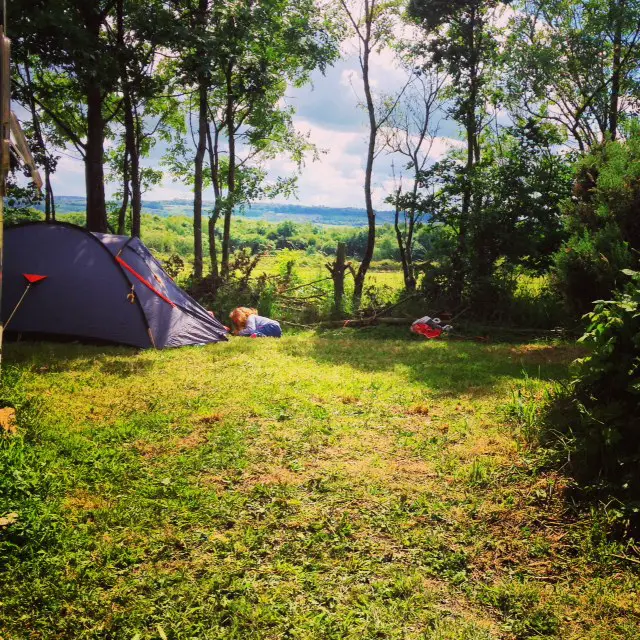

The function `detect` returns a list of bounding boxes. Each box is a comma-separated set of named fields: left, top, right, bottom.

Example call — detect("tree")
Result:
left=12, top=0, right=123, bottom=232
left=337, top=0, right=403, bottom=305
left=553, top=123, right=640, bottom=314
left=421, top=120, right=572, bottom=310
left=13, top=62, right=61, bottom=221
left=167, top=0, right=338, bottom=283
left=408, top=0, right=504, bottom=300
left=382, top=66, right=444, bottom=291
left=506, top=0, right=640, bottom=149
left=113, top=0, right=176, bottom=237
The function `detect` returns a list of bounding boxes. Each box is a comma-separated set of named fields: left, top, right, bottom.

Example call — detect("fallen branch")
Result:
left=277, top=277, right=332, bottom=295
left=279, top=293, right=327, bottom=302
left=371, top=294, right=418, bottom=319
left=613, top=553, right=640, bottom=566
left=281, top=320, right=316, bottom=328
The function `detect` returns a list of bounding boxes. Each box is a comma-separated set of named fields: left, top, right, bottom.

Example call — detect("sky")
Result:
left=44, top=39, right=465, bottom=210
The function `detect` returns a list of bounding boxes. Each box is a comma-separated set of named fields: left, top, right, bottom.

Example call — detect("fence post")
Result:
left=326, top=242, right=348, bottom=317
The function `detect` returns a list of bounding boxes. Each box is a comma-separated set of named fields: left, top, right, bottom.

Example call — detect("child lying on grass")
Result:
left=229, top=307, right=282, bottom=338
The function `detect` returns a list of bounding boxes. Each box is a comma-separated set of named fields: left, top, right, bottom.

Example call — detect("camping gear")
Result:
left=411, top=315, right=453, bottom=340
left=1, top=222, right=228, bottom=348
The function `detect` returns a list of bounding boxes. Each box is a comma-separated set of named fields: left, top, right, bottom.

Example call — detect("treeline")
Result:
left=12, top=0, right=339, bottom=280
left=10, top=0, right=640, bottom=318
left=55, top=211, right=412, bottom=264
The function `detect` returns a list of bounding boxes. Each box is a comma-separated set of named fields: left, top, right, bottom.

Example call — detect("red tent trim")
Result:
left=23, top=273, right=48, bottom=284
left=115, top=256, right=176, bottom=308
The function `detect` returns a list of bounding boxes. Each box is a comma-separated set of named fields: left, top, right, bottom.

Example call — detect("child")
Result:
left=229, top=307, right=282, bottom=338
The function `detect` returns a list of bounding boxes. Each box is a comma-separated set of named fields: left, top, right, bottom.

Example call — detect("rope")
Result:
left=4, top=284, right=30, bottom=330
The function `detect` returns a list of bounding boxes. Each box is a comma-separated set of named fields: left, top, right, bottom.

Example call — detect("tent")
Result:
left=1, top=222, right=228, bottom=348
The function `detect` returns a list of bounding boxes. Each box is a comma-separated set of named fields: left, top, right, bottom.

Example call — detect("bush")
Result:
left=553, top=125, right=640, bottom=317
left=552, top=226, right=632, bottom=317
left=539, top=270, right=640, bottom=527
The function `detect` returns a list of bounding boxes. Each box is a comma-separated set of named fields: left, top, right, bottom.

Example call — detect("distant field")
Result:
left=49, top=196, right=399, bottom=227
left=257, top=253, right=405, bottom=292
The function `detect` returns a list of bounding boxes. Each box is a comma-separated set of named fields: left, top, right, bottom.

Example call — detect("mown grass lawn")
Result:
left=1, top=330, right=639, bottom=639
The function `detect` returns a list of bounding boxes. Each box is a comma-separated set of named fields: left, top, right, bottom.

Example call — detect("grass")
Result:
left=1, top=330, right=639, bottom=639
left=256, top=252, right=405, bottom=295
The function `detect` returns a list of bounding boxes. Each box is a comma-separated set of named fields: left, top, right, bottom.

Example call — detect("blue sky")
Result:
left=45, top=42, right=464, bottom=209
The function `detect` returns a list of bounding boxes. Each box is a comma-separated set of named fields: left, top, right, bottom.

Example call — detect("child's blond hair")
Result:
left=229, top=307, right=258, bottom=334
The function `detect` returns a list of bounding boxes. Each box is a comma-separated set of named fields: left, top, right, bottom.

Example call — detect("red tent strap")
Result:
left=23, top=273, right=48, bottom=284
left=115, top=256, right=176, bottom=308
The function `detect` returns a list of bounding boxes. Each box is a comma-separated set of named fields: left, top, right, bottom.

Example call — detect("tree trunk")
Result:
left=193, top=80, right=207, bottom=280
left=45, top=170, right=55, bottom=221
left=23, top=61, right=55, bottom=222
left=208, top=209, right=220, bottom=282
left=453, top=6, right=480, bottom=300
left=131, top=108, right=142, bottom=238
left=206, top=121, right=220, bottom=282
left=609, top=0, right=624, bottom=140
left=191, top=0, right=210, bottom=279
left=122, top=91, right=140, bottom=237
left=332, top=242, right=347, bottom=315
left=221, top=61, right=235, bottom=280
left=85, top=78, right=108, bottom=232
left=405, top=180, right=419, bottom=292
left=353, top=24, right=376, bottom=307
left=117, top=147, right=130, bottom=234
left=393, top=188, right=411, bottom=290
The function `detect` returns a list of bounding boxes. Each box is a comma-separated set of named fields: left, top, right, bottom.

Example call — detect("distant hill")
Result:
left=49, top=196, right=398, bottom=227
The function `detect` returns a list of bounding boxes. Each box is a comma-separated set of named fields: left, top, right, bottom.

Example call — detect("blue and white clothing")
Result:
left=238, top=314, right=282, bottom=338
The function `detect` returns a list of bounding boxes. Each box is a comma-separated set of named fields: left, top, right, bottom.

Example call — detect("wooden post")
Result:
left=0, top=28, right=11, bottom=372
left=326, top=242, right=350, bottom=317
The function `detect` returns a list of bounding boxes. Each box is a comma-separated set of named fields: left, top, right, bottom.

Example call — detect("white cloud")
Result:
left=260, top=117, right=463, bottom=210
left=143, top=183, right=192, bottom=200
left=46, top=27, right=463, bottom=211
left=429, top=136, right=465, bottom=159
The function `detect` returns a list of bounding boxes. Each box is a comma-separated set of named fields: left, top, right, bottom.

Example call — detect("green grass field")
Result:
left=255, top=252, right=405, bottom=290
left=1, top=330, right=639, bottom=639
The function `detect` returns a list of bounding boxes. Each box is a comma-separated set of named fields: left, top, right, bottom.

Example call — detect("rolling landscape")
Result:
left=46, top=196, right=398, bottom=227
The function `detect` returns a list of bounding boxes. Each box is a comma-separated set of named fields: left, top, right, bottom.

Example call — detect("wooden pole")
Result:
left=325, top=242, right=349, bottom=318
left=0, top=28, right=11, bottom=372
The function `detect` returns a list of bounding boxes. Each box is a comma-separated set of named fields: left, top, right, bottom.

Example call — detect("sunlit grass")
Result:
left=1, top=332, right=637, bottom=639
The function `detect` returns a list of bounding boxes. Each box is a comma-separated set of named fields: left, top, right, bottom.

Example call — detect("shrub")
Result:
left=163, top=254, right=185, bottom=279
left=552, top=226, right=632, bottom=317
left=552, top=125, right=640, bottom=317
left=540, top=270, right=640, bottom=527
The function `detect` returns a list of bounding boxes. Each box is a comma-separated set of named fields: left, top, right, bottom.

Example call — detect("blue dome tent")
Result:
left=1, top=223, right=228, bottom=348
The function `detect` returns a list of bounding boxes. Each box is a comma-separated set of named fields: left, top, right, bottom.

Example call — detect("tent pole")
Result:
left=0, top=28, right=10, bottom=374
left=0, top=195, right=3, bottom=371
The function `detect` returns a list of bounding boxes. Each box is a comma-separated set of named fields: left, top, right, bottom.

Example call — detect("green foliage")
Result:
left=552, top=127, right=640, bottom=316
left=418, top=122, right=571, bottom=322
left=505, top=0, right=640, bottom=148
left=552, top=226, right=632, bottom=316
left=530, top=271, right=640, bottom=532
left=567, top=271, right=640, bottom=468
left=163, top=254, right=185, bottom=280
left=3, top=182, right=45, bottom=225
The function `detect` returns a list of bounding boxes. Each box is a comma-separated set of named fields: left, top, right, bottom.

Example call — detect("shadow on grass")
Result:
left=288, top=327, right=578, bottom=396
left=3, top=341, right=146, bottom=376
left=536, top=391, right=640, bottom=536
